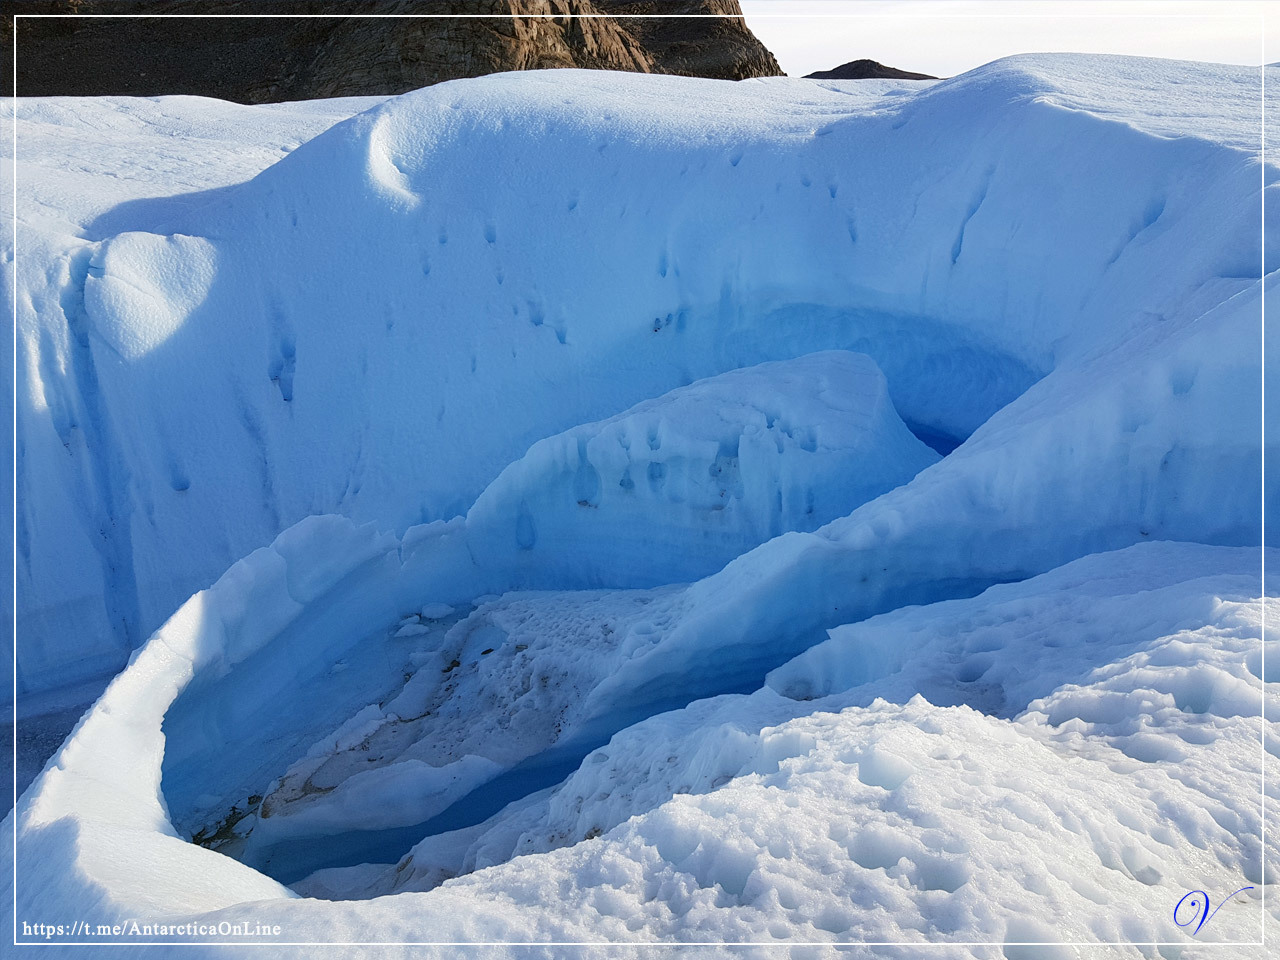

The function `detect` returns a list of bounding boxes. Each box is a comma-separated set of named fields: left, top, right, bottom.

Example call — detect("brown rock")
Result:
left=595, top=1, right=783, bottom=81
left=8, top=0, right=782, bottom=101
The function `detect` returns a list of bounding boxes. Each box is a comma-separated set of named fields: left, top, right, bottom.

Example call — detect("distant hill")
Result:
left=7, top=0, right=783, bottom=101
left=805, top=59, right=937, bottom=81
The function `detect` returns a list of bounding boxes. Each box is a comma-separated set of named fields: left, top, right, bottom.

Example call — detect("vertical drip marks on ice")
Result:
left=267, top=300, right=297, bottom=404
left=950, top=166, right=995, bottom=265
left=54, top=244, right=142, bottom=657
left=238, top=402, right=283, bottom=536
left=465, top=351, right=940, bottom=589
left=515, top=500, right=537, bottom=551
left=572, top=435, right=601, bottom=509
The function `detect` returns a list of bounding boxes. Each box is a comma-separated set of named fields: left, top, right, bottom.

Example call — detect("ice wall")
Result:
left=13, top=55, right=1271, bottom=698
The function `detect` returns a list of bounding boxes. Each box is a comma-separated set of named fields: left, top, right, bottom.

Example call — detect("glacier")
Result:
left=5, top=52, right=1278, bottom=956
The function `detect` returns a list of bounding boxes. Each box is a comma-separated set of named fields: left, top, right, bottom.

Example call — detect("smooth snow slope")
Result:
left=12, top=55, right=1272, bottom=699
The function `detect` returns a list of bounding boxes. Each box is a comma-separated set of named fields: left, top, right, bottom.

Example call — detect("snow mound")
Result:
left=83, top=232, right=219, bottom=360
left=768, top=540, right=1268, bottom=713
left=466, top=350, right=939, bottom=587
left=388, top=696, right=1263, bottom=946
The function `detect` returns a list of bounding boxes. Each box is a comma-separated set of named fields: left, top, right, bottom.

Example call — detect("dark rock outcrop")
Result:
left=8, top=0, right=782, bottom=101
left=597, top=0, right=783, bottom=81
left=805, top=59, right=936, bottom=81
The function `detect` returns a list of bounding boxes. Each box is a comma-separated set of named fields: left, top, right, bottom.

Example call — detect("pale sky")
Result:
left=740, top=1, right=1279, bottom=78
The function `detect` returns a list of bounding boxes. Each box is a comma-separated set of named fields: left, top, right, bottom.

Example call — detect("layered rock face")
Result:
left=9, top=0, right=782, bottom=101
left=598, top=0, right=785, bottom=81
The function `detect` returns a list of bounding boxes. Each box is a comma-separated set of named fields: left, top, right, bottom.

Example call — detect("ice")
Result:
left=464, top=350, right=938, bottom=587
left=5, top=92, right=389, bottom=700
left=147, top=346, right=934, bottom=880
left=14, top=56, right=1269, bottom=700
left=10, top=539, right=1272, bottom=949
left=234, top=585, right=691, bottom=882
left=5, top=52, right=1276, bottom=953
left=366, top=544, right=1273, bottom=947
left=392, top=622, right=430, bottom=638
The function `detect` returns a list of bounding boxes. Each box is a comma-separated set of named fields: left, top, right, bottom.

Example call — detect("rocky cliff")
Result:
left=8, top=0, right=783, bottom=101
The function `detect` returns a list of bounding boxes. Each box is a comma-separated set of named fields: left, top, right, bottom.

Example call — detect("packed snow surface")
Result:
left=6, top=52, right=1277, bottom=955
left=9, top=538, right=1277, bottom=954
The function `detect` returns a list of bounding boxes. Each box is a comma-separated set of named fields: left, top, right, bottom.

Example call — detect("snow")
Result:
left=7, top=540, right=1274, bottom=952
left=8, top=94, right=387, bottom=237
left=5, top=52, right=1275, bottom=954
left=83, top=231, right=219, bottom=361
left=304, top=543, right=1274, bottom=916
left=464, top=350, right=939, bottom=587
left=14, top=55, right=1270, bottom=700
left=4, top=92, right=387, bottom=699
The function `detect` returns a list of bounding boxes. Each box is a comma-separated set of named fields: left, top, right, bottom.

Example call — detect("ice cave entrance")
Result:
left=158, top=304, right=1043, bottom=890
